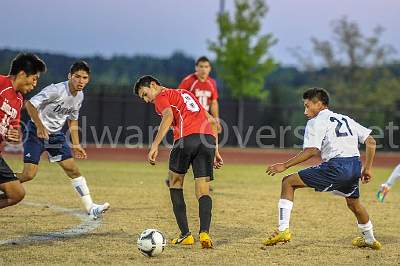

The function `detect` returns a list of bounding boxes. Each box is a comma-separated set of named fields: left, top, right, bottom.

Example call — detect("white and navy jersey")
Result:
left=29, top=81, right=83, bottom=133
left=303, top=109, right=372, bottom=162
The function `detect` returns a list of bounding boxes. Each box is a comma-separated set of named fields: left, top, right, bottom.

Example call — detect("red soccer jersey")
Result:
left=178, top=74, right=218, bottom=112
left=154, top=88, right=214, bottom=141
left=0, top=75, right=23, bottom=143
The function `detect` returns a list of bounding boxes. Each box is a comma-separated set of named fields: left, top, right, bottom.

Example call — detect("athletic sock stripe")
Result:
left=75, top=186, right=85, bottom=197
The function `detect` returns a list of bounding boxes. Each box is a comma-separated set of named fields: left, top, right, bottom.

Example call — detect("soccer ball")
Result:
left=137, top=229, right=167, bottom=257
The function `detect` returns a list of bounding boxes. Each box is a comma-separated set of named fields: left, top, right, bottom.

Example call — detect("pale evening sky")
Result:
left=0, top=0, right=399, bottom=66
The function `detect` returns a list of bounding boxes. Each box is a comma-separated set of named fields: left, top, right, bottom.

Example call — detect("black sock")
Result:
left=169, top=188, right=190, bottom=236
left=198, top=195, right=212, bottom=233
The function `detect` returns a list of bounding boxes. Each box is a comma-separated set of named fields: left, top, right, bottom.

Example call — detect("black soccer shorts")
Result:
left=0, top=156, right=18, bottom=184
left=169, top=133, right=216, bottom=180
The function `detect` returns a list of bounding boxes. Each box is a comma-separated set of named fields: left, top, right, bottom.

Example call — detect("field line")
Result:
left=0, top=201, right=101, bottom=246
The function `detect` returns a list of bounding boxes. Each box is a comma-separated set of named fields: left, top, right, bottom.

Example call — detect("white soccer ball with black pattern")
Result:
left=137, top=229, right=166, bottom=257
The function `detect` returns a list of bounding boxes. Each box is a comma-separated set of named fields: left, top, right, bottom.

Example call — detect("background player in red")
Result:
left=134, top=75, right=223, bottom=249
left=171, top=56, right=222, bottom=190
left=0, top=53, right=46, bottom=209
left=179, top=56, right=221, bottom=133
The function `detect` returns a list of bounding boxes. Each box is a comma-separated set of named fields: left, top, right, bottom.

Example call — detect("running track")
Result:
left=5, top=146, right=396, bottom=167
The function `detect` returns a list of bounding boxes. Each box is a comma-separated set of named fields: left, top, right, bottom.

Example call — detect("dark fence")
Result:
left=21, top=92, right=400, bottom=151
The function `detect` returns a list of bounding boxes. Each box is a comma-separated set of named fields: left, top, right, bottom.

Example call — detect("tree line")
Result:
left=0, top=0, right=399, bottom=122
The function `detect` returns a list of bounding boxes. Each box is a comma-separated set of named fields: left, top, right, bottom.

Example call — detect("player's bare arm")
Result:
left=266, top=147, right=319, bottom=176
left=68, top=119, right=87, bottom=159
left=25, top=100, right=49, bottom=139
left=148, top=107, right=174, bottom=165
left=361, top=136, right=376, bottom=184
left=205, top=111, right=223, bottom=169
left=210, top=100, right=221, bottom=133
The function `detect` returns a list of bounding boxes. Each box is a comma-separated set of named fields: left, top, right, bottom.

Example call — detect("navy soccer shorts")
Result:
left=298, top=156, right=362, bottom=198
left=23, top=121, right=72, bottom=165
left=169, top=134, right=216, bottom=180
left=0, top=157, right=18, bottom=184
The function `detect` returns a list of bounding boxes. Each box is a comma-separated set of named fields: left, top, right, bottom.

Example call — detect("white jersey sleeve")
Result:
left=303, top=118, right=327, bottom=150
left=29, top=84, right=59, bottom=109
left=348, top=118, right=372, bottom=144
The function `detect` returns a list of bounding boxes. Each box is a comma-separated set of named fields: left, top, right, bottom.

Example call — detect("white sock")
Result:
left=385, top=164, right=400, bottom=188
left=278, top=199, right=293, bottom=231
left=71, top=176, right=93, bottom=213
left=358, top=220, right=376, bottom=244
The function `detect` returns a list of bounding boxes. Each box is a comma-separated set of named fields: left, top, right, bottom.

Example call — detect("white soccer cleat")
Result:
left=88, top=202, right=110, bottom=220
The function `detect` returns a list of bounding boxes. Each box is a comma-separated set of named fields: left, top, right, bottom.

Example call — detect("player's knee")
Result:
left=71, top=169, right=81, bottom=177
left=64, top=167, right=81, bottom=178
left=195, top=181, right=210, bottom=199
left=346, top=198, right=361, bottom=212
left=8, top=187, right=25, bottom=206
left=195, top=187, right=210, bottom=199
left=169, top=179, right=183, bottom=188
left=281, top=175, right=294, bottom=188
left=169, top=175, right=183, bottom=188
left=14, top=190, right=25, bottom=204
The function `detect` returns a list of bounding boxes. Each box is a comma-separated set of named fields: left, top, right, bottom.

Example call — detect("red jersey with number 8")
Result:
left=178, top=74, right=218, bottom=112
left=0, top=75, right=23, bottom=143
left=154, top=89, right=214, bottom=140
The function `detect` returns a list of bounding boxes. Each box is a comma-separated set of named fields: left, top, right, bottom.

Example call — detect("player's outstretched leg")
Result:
left=195, top=177, right=213, bottom=249
left=71, top=176, right=110, bottom=219
left=263, top=173, right=306, bottom=246
left=346, top=197, right=381, bottom=250
left=16, top=163, right=39, bottom=183
left=377, top=164, right=400, bottom=202
left=59, top=159, right=110, bottom=219
left=169, top=171, right=194, bottom=245
left=263, top=197, right=293, bottom=246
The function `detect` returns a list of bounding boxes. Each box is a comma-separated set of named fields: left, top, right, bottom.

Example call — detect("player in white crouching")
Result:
left=17, top=61, right=109, bottom=219
left=264, top=88, right=381, bottom=250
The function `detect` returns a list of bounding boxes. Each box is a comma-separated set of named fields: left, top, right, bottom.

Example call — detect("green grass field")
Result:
left=0, top=157, right=399, bottom=265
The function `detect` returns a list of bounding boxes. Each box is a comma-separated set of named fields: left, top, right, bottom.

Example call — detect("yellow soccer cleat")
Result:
left=199, top=232, right=213, bottom=249
left=262, top=228, right=291, bottom=246
left=171, top=233, right=195, bottom=245
left=352, top=237, right=382, bottom=250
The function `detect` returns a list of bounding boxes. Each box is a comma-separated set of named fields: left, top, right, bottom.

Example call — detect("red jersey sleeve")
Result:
left=155, top=92, right=171, bottom=115
left=210, top=79, right=219, bottom=100
left=178, top=75, right=192, bottom=90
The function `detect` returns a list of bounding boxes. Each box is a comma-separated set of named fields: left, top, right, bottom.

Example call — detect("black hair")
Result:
left=303, top=87, right=330, bottom=106
left=195, top=56, right=211, bottom=66
left=9, top=53, right=46, bottom=76
left=70, top=61, right=90, bottom=75
left=133, top=75, right=161, bottom=95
